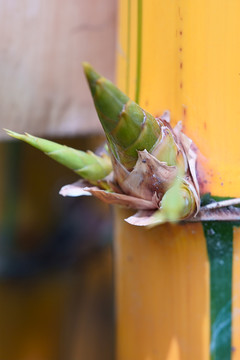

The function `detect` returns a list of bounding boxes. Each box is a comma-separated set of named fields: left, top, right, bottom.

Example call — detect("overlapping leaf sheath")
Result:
left=77, top=63, right=200, bottom=225
left=83, top=62, right=162, bottom=171
left=5, top=130, right=112, bottom=182
left=5, top=63, right=200, bottom=226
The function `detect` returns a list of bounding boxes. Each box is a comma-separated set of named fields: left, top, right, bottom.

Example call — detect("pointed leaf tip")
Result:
left=4, top=129, right=26, bottom=141
left=82, top=62, right=102, bottom=95
left=82, top=61, right=93, bottom=75
left=5, top=129, right=112, bottom=182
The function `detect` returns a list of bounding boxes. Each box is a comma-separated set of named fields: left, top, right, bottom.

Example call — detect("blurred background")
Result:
left=0, top=0, right=117, bottom=359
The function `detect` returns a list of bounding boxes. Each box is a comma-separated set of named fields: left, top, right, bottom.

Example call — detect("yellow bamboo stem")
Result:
left=115, top=208, right=210, bottom=360
left=115, top=1, right=240, bottom=359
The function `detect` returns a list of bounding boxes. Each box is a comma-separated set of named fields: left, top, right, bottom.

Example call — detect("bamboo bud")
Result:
left=5, top=63, right=200, bottom=225
left=5, top=130, right=112, bottom=182
left=82, top=63, right=199, bottom=223
left=83, top=62, right=161, bottom=170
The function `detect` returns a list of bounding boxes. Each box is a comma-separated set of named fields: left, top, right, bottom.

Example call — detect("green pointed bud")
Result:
left=160, top=181, right=193, bottom=222
left=149, top=178, right=195, bottom=226
left=83, top=62, right=161, bottom=170
left=152, top=127, right=185, bottom=172
left=5, top=130, right=112, bottom=182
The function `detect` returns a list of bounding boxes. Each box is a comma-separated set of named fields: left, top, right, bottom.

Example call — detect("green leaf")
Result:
left=5, top=129, right=112, bottom=182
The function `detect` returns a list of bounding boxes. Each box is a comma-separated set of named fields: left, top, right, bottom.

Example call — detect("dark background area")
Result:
left=0, top=136, right=114, bottom=360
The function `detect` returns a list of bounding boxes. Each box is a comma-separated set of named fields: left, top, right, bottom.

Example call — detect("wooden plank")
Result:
left=0, top=0, right=117, bottom=139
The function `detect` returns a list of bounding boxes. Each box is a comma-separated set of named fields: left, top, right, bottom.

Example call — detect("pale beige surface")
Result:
left=0, top=0, right=117, bottom=139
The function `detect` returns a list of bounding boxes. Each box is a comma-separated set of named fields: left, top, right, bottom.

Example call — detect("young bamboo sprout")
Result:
left=81, top=63, right=200, bottom=225
left=83, top=62, right=162, bottom=171
left=5, top=130, right=112, bottom=182
left=5, top=63, right=201, bottom=226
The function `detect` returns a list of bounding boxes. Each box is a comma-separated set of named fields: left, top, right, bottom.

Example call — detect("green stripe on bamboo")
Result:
left=203, top=221, right=233, bottom=360
left=201, top=195, right=240, bottom=360
left=135, top=0, right=142, bottom=104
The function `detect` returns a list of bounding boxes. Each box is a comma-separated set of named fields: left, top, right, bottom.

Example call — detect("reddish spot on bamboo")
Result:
left=183, top=107, right=187, bottom=117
